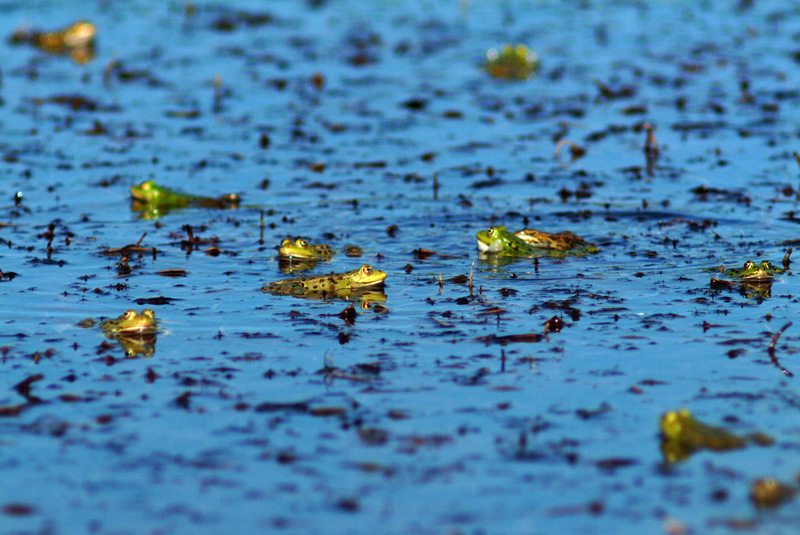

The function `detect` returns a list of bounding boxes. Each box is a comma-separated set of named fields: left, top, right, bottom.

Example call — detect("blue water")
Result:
left=3, top=1, right=800, bottom=534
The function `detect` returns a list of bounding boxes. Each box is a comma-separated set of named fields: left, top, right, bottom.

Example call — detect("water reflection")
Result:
left=709, top=277, right=773, bottom=300
left=108, top=333, right=157, bottom=358
left=277, top=257, right=324, bottom=274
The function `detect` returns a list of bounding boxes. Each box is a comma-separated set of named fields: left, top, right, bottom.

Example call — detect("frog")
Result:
left=659, top=408, right=773, bottom=463
left=10, top=21, right=96, bottom=63
left=278, top=238, right=334, bottom=260
left=515, top=228, right=593, bottom=251
left=130, top=180, right=240, bottom=214
left=484, top=44, right=539, bottom=80
left=477, top=226, right=597, bottom=257
left=750, top=478, right=797, bottom=508
left=477, top=226, right=535, bottom=256
left=100, top=309, right=158, bottom=336
left=721, top=260, right=784, bottom=281
left=262, top=264, right=387, bottom=300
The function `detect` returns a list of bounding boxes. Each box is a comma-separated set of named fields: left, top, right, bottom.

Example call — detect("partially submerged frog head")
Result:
left=130, top=180, right=239, bottom=210
left=485, top=44, right=539, bottom=80
left=130, top=180, right=166, bottom=204
left=101, top=309, right=157, bottom=335
left=343, top=264, right=387, bottom=288
left=57, top=21, right=96, bottom=49
left=278, top=238, right=333, bottom=260
left=476, top=226, right=532, bottom=256
left=725, top=260, right=784, bottom=281
left=659, top=408, right=691, bottom=440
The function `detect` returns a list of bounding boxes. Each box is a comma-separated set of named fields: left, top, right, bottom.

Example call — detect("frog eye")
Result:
left=142, top=309, right=155, bottom=319
left=361, top=265, right=372, bottom=275
left=297, top=239, right=308, bottom=248
left=743, top=261, right=754, bottom=269
left=280, top=238, right=292, bottom=247
left=123, top=310, right=136, bottom=319
left=488, top=228, right=495, bottom=237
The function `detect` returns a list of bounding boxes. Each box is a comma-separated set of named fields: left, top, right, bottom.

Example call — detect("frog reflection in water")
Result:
left=476, top=226, right=597, bottom=258
left=262, top=264, right=387, bottom=301
left=9, top=20, right=96, bottom=63
left=113, top=332, right=157, bottom=358
left=130, top=180, right=240, bottom=217
left=659, top=408, right=773, bottom=463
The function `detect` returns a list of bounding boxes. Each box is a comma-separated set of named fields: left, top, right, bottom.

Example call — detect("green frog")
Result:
left=722, top=260, right=784, bottom=281
left=516, top=228, right=592, bottom=250
left=10, top=21, right=96, bottom=63
left=130, top=180, right=240, bottom=214
left=659, top=408, right=773, bottom=463
left=100, top=309, right=158, bottom=336
left=262, top=264, right=387, bottom=300
left=278, top=238, right=334, bottom=260
left=476, top=226, right=597, bottom=257
left=484, top=44, right=539, bottom=80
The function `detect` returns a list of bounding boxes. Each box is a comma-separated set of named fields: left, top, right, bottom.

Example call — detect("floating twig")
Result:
left=554, top=139, right=586, bottom=165
left=768, top=321, right=793, bottom=377
left=644, top=123, right=659, bottom=156
left=644, top=123, right=659, bottom=175
left=103, top=232, right=155, bottom=256
left=768, top=322, right=792, bottom=355
left=117, top=255, right=131, bottom=276
left=213, top=73, right=223, bottom=114
left=259, top=210, right=264, bottom=245
left=438, top=274, right=443, bottom=294
left=469, top=261, right=474, bottom=297
left=103, top=56, right=117, bottom=88
left=783, top=248, right=793, bottom=270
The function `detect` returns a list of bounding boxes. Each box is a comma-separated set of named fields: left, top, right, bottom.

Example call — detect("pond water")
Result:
left=3, top=1, right=800, bottom=534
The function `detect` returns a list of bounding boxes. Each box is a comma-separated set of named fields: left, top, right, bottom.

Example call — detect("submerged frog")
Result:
left=130, top=180, right=240, bottom=214
left=484, top=44, right=539, bottom=80
left=750, top=478, right=797, bottom=508
left=476, top=226, right=597, bottom=257
left=100, top=309, right=158, bottom=336
left=278, top=238, right=334, bottom=260
left=10, top=21, right=96, bottom=63
left=262, top=264, right=387, bottom=300
left=659, top=408, right=773, bottom=463
left=722, top=260, right=784, bottom=281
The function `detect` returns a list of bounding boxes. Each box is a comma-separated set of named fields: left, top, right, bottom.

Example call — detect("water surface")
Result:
left=3, top=1, right=800, bottom=534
